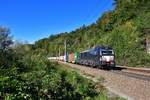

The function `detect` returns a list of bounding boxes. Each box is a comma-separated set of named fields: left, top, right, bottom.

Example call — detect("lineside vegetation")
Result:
left=35, top=0, right=150, bottom=67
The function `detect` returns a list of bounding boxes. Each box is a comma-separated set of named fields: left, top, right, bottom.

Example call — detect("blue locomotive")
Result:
left=76, top=46, right=115, bottom=69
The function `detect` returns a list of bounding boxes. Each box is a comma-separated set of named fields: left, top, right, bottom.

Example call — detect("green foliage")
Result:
left=1, top=0, right=149, bottom=99
left=115, top=96, right=126, bottom=100
left=0, top=55, right=106, bottom=100
left=0, top=42, right=107, bottom=100
left=0, top=26, right=14, bottom=67
left=34, top=0, right=150, bottom=67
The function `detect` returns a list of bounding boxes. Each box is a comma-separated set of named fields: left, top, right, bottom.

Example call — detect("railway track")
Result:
left=115, top=66, right=150, bottom=74
left=58, top=61, right=150, bottom=100
left=60, top=61, right=150, bottom=81
left=110, top=70, right=150, bottom=81
left=110, top=66, right=150, bottom=81
left=76, top=64, right=150, bottom=81
left=71, top=64, right=150, bottom=81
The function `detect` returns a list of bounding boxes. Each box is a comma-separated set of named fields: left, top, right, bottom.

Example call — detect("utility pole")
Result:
left=64, top=40, right=67, bottom=62
left=59, top=47, right=60, bottom=57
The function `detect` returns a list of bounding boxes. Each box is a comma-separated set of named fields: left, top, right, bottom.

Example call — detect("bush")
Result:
left=0, top=53, right=107, bottom=100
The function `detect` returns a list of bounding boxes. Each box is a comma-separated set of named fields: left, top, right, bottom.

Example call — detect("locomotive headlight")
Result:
left=102, top=57, right=106, bottom=61
left=110, top=56, right=114, bottom=61
left=102, top=56, right=114, bottom=62
left=100, top=57, right=102, bottom=61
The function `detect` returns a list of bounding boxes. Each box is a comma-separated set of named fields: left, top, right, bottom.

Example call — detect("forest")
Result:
left=0, top=0, right=149, bottom=99
left=35, top=0, right=150, bottom=67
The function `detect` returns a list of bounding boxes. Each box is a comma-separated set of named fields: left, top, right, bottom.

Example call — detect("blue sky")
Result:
left=0, top=0, right=114, bottom=43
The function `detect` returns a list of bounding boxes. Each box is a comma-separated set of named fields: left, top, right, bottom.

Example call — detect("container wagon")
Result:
left=68, top=52, right=78, bottom=63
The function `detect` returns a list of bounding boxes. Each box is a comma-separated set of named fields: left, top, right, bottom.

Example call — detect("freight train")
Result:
left=49, top=46, right=115, bottom=69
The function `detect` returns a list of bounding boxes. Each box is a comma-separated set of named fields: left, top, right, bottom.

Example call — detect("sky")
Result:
left=0, top=0, right=114, bottom=43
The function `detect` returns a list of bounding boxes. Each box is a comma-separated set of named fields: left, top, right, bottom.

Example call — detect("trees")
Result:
left=0, top=26, right=13, bottom=67
left=34, top=0, right=150, bottom=67
left=0, top=26, right=13, bottom=50
left=0, top=39, right=106, bottom=99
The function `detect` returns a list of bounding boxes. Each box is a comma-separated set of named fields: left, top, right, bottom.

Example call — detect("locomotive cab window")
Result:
left=102, top=50, right=113, bottom=55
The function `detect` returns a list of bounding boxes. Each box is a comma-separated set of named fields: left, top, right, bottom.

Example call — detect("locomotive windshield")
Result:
left=102, top=50, right=114, bottom=55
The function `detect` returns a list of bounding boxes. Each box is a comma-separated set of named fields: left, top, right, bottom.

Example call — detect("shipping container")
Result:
left=68, top=53, right=74, bottom=63
left=74, top=52, right=78, bottom=63
left=59, top=56, right=64, bottom=61
left=68, top=52, right=78, bottom=63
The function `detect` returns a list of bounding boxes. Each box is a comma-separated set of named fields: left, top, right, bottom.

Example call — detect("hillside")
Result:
left=34, top=0, right=150, bottom=67
left=1, top=0, right=150, bottom=99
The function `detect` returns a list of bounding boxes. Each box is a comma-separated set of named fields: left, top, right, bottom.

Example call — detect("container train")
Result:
left=49, top=46, right=115, bottom=69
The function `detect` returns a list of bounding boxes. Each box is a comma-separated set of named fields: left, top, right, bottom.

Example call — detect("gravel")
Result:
left=60, top=62, right=150, bottom=100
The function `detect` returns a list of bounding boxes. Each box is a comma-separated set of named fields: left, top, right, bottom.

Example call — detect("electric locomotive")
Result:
left=76, top=46, right=115, bottom=69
